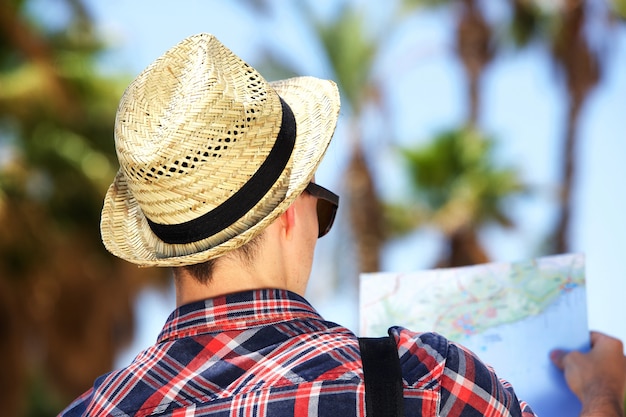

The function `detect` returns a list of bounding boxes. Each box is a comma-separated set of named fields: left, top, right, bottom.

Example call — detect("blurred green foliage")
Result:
left=0, top=1, right=164, bottom=416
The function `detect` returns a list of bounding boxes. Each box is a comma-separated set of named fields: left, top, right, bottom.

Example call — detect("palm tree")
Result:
left=509, top=0, right=611, bottom=254
left=550, top=0, right=600, bottom=254
left=396, top=128, right=526, bottom=267
left=455, top=0, right=494, bottom=127
left=402, top=0, right=493, bottom=127
left=395, top=0, right=504, bottom=266
left=0, top=1, right=167, bottom=414
left=314, top=5, right=387, bottom=274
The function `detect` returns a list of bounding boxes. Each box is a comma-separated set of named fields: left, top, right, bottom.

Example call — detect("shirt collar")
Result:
left=157, top=289, right=323, bottom=343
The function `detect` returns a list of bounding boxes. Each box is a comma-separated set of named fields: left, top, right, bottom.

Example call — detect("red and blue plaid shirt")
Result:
left=60, top=289, right=536, bottom=416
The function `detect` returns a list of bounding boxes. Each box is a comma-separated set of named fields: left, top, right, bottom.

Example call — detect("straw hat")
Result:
left=100, top=33, right=340, bottom=267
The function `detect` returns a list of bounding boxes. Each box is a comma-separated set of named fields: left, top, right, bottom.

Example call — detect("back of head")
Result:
left=100, top=33, right=340, bottom=267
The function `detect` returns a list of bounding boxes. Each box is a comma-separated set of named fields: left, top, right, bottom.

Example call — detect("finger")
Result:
left=589, top=331, right=603, bottom=347
left=588, top=331, right=624, bottom=353
left=550, top=349, right=567, bottom=370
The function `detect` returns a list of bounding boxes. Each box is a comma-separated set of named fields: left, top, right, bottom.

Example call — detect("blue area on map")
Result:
left=456, top=285, right=588, bottom=417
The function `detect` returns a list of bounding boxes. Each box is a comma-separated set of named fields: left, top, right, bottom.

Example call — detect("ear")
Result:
left=280, top=202, right=298, bottom=240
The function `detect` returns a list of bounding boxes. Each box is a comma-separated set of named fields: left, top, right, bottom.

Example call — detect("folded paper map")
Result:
left=359, top=253, right=588, bottom=416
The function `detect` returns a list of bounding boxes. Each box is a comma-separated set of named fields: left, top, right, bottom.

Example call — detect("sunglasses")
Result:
left=304, top=182, right=339, bottom=238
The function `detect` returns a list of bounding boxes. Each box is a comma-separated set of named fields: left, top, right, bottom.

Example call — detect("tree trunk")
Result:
left=456, top=0, right=492, bottom=128
left=550, top=0, right=599, bottom=254
left=345, top=142, right=385, bottom=274
left=437, top=228, right=489, bottom=268
left=553, top=100, right=581, bottom=254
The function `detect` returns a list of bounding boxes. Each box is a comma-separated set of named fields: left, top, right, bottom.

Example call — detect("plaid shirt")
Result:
left=60, top=289, right=536, bottom=416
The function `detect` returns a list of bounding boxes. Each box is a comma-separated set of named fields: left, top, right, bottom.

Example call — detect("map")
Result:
left=359, top=253, right=588, bottom=417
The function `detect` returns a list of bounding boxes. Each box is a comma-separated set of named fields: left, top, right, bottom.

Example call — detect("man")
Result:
left=61, top=33, right=625, bottom=416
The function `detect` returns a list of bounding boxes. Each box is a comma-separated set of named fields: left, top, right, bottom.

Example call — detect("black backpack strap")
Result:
left=358, top=334, right=405, bottom=417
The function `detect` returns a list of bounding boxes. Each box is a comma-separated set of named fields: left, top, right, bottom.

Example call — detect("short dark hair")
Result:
left=175, top=232, right=265, bottom=285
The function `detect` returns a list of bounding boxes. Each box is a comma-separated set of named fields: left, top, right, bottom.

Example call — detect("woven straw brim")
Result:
left=100, top=76, right=339, bottom=267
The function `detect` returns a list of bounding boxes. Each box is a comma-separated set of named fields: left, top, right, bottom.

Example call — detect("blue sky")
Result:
left=40, top=0, right=625, bottom=360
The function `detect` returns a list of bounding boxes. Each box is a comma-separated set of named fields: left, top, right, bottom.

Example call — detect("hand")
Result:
left=551, top=331, right=626, bottom=417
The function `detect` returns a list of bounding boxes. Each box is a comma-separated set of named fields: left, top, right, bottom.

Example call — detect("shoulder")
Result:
left=57, top=348, right=160, bottom=416
left=388, top=325, right=499, bottom=381
left=387, top=326, right=452, bottom=387
left=388, top=326, right=536, bottom=417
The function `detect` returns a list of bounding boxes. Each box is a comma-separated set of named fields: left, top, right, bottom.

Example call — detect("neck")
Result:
left=174, top=259, right=291, bottom=307
left=174, top=199, right=316, bottom=307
